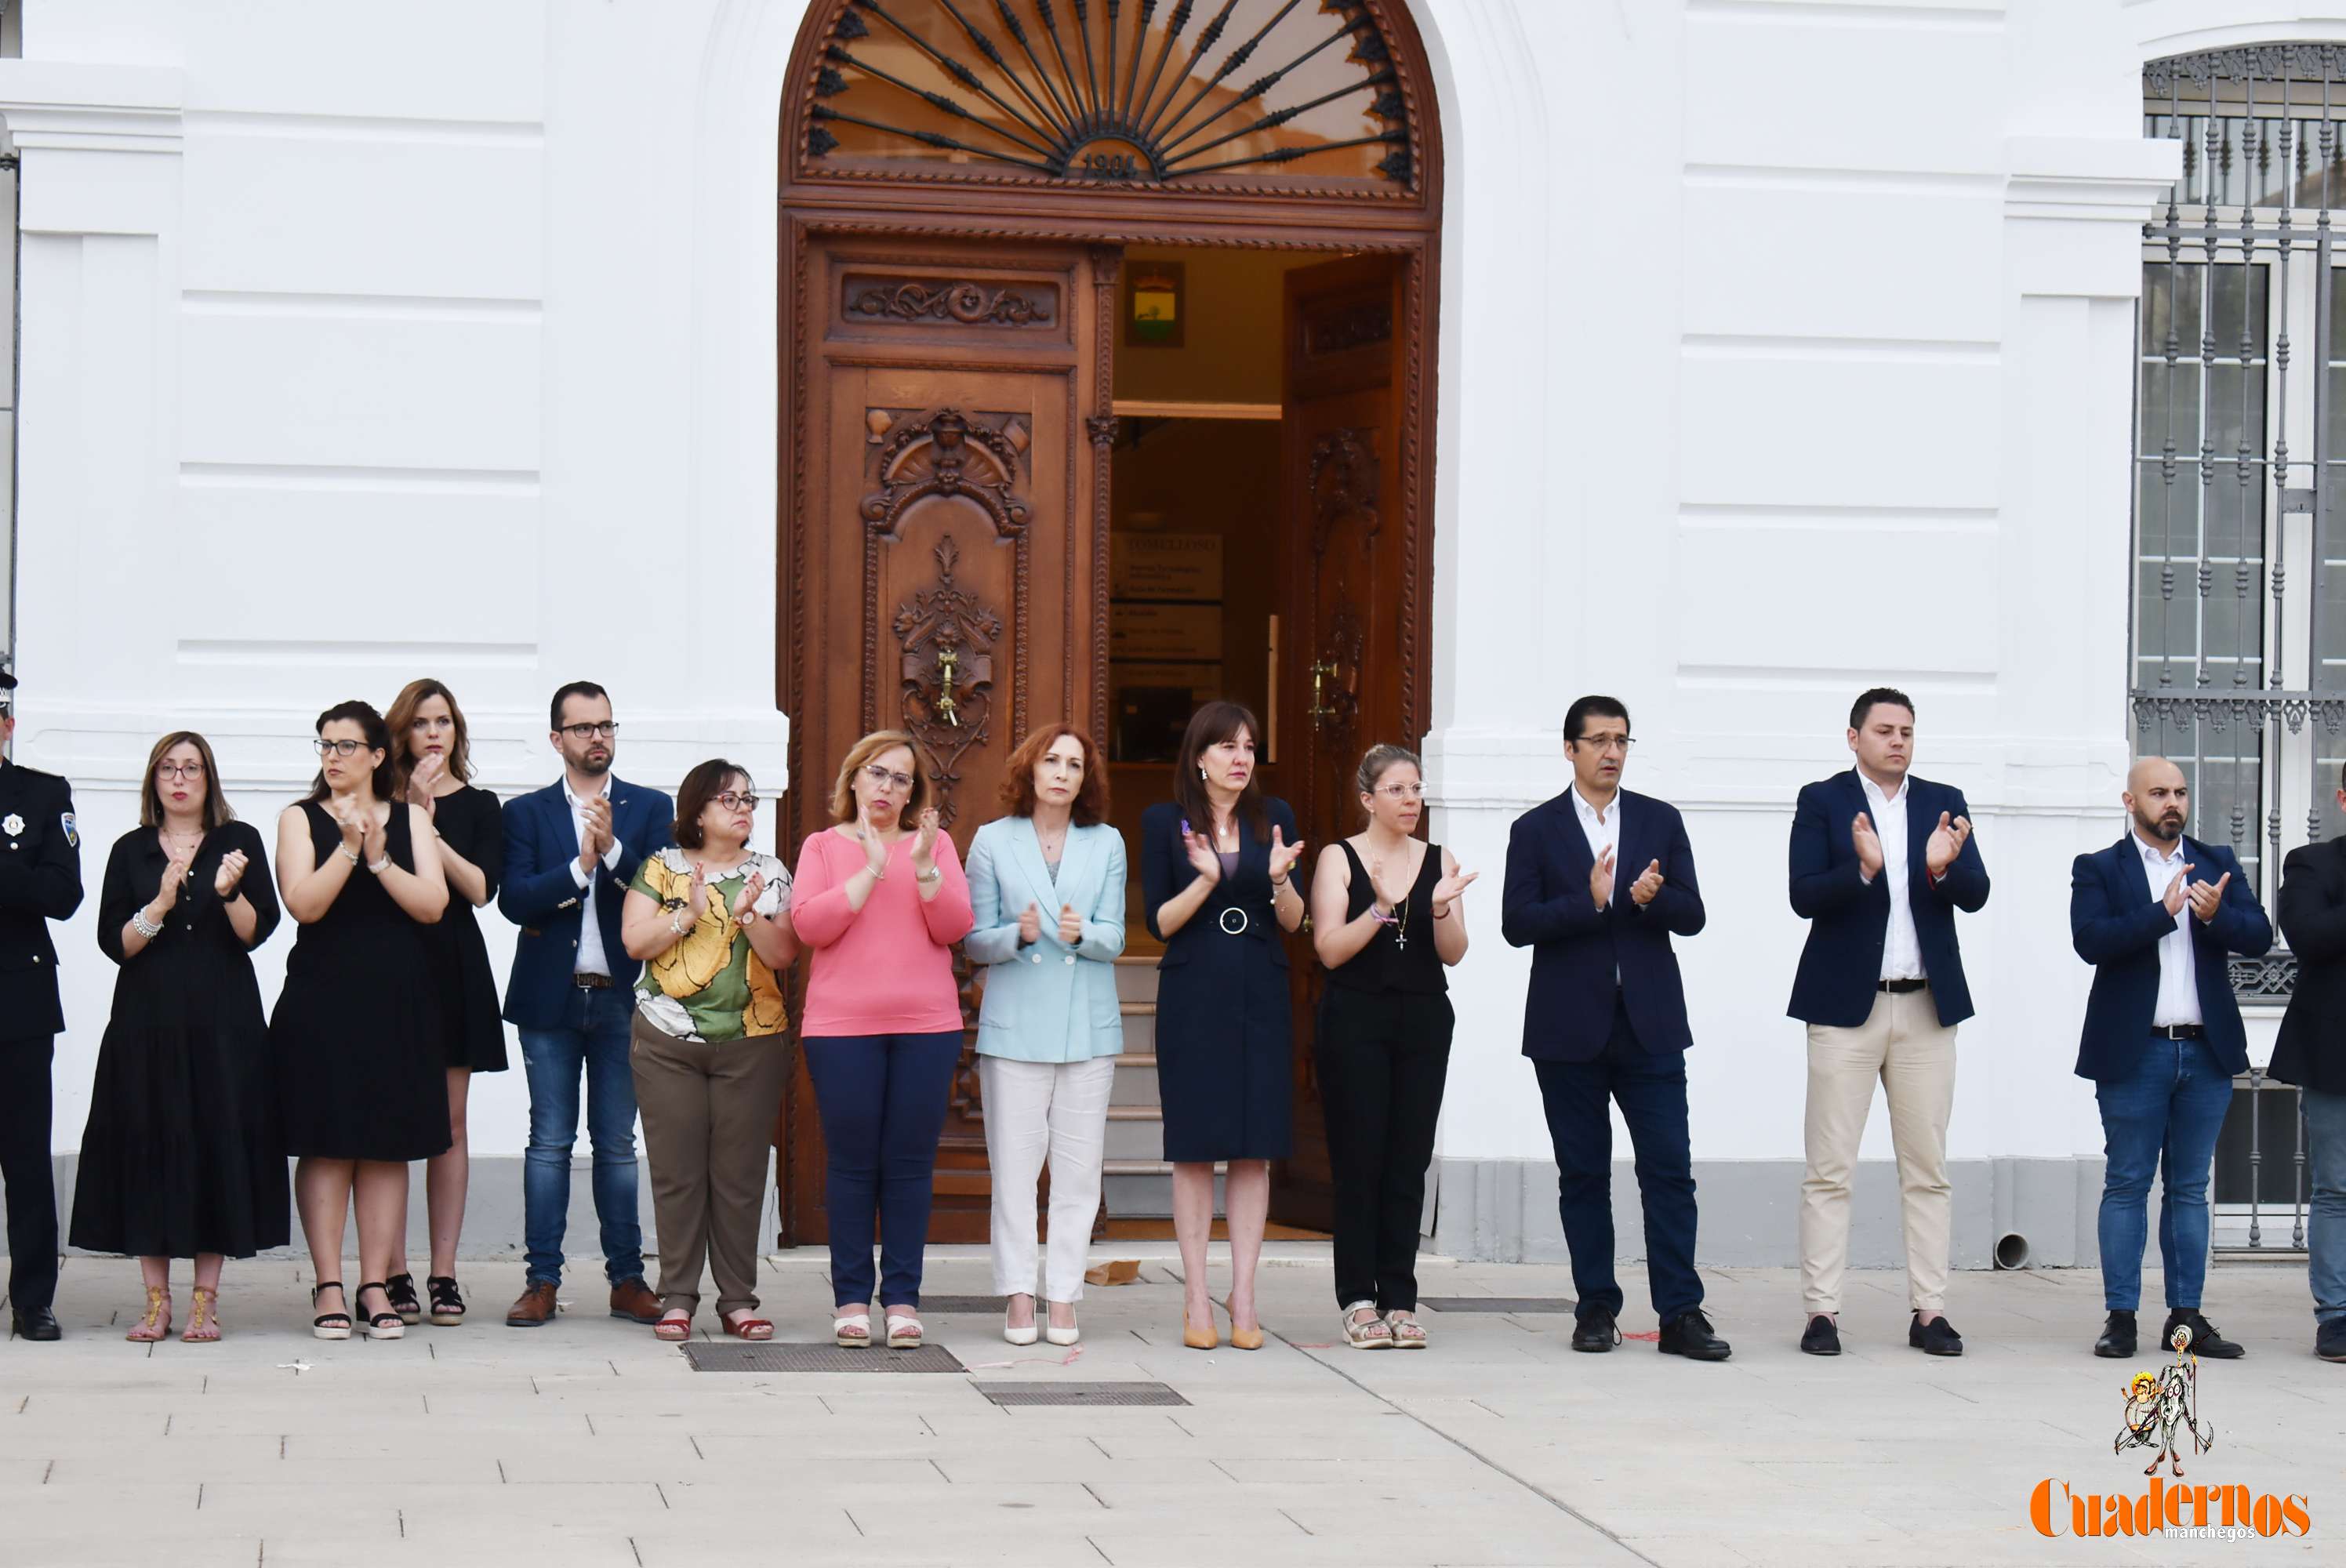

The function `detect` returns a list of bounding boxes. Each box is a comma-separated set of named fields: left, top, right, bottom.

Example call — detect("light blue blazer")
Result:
left=964, top=816, right=1128, bottom=1062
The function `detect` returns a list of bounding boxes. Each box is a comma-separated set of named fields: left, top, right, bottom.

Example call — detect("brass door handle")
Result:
left=1308, top=659, right=1336, bottom=724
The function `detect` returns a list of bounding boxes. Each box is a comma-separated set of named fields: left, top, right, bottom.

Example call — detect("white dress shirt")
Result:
left=1858, top=771, right=1925, bottom=982
left=564, top=776, right=623, bottom=979
left=2138, top=833, right=2203, bottom=1027
left=1571, top=785, right=1622, bottom=907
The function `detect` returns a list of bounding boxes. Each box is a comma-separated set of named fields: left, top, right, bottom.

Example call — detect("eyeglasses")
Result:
left=314, top=738, right=371, bottom=759
left=714, top=791, right=760, bottom=812
left=862, top=764, right=917, bottom=793
left=1572, top=735, right=1635, bottom=755
left=156, top=762, right=208, bottom=782
left=1374, top=782, right=1425, bottom=800
left=560, top=722, right=619, bottom=741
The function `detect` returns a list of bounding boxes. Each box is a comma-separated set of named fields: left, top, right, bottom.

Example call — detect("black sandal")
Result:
left=383, top=1272, right=423, bottom=1327
left=310, top=1281, right=351, bottom=1342
left=427, top=1276, right=466, bottom=1327
left=356, top=1282, right=406, bottom=1341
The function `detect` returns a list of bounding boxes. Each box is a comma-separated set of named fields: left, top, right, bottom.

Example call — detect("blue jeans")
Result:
left=2306, top=1088, right=2346, bottom=1326
left=518, top=985, right=645, bottom=1287
left=2096, top=1034, right=2233, bottom=1312
left=802, top=1031, right=963, bottom=1309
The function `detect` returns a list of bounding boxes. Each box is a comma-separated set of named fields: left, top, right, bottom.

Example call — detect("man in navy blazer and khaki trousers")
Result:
left=1503, top=695, right=1730, bottom=1362
left=1788, top=688, right=1988, bottom=1359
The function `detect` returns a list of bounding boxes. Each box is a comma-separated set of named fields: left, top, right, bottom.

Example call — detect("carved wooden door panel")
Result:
left=1269, top=254, right=1407, bottom=1231
left=781, top=235, right=1115, bottom=1246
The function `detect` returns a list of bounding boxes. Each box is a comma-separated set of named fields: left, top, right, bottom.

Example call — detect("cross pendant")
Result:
left=1393, top=925, right=1407, bottom=951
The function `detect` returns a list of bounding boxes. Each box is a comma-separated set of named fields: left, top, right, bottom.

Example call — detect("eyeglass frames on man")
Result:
left=560, top=721, right=619, bottom=741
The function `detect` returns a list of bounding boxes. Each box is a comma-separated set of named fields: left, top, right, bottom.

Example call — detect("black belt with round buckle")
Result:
left=1217, top=907, right=1251, bottom=936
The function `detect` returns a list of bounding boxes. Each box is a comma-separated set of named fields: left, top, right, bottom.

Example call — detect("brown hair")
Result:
left=1171, top=700, right=1267, bottom=840
left=826, top=729, right=939, bottom=824
left=304, top=700, right=398, bottom=804
left=140, top=731, right=234, bottom=831
left=674, top=759, right=752, bottom=851
left=387, top=677, right=474, bottom=795
left=1353, top=743, right=1422, bottom=814
left=997, top=723, right=1107, bottom=826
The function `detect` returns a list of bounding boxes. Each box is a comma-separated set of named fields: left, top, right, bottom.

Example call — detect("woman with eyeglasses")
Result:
left=790, top=730, right=973, bottom=1349
left=964, top=724, right=1127, bottom=1347
left=1308, top=744, right=1476, bottom=1349
left=619, top=760, right=796, bottom=1342
left=271, top=700, right=450, bottom=1341
left=378, top=677, right=506, bottom=1330
left=1141, top=701, right=1306, bottom=1351
left=69, top=733, right=284, bottom=1343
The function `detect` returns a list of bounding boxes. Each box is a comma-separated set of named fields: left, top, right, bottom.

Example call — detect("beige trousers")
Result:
left=1799, top=987, right=1957, bottom=1315
left=980, top=1054, right=1117, bottom=1304
left=630, top=1011, right=793, bottom=1318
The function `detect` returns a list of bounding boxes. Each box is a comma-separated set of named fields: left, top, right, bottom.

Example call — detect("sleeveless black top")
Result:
left=1326, top=839, right=1447, bottom=996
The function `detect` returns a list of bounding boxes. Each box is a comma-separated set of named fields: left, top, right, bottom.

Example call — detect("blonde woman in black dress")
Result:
left=271, top=701, right=448, bottom=1341
left=69, top=732, right=284, bottom=1342
left=381, top=678, right=506, bottom=1328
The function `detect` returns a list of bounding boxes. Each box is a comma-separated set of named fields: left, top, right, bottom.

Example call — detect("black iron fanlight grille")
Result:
left=802, top=0, right=1413, bottom=187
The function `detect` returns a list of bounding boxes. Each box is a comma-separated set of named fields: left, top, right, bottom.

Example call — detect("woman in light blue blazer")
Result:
left=966, top=724, right=1128, bottom=1348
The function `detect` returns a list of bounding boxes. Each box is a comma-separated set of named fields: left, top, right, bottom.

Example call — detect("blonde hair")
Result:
left=826, top=730, right=939, bottom=823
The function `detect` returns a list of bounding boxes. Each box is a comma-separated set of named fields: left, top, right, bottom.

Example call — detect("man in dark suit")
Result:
left=1502, top=695, right=1727, bottom=1360
left=2071, top=756, right=2269, bottom=1362
left=1788, top=687, right=1988, bottom=1359
left=0, top=670, right=85, bottom=1341
left=2275, top=769, right=2346, bottom=1363
left=498, top=681, right=674, bottom=1328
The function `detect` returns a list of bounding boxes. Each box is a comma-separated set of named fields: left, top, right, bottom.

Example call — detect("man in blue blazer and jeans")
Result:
left=1789, top=688, right=1988, bottom=1359
left=2071, top=756, right=2269, bottom=1362
left=1503, top=695, right=1729, bottom=1361
left=499, top=681, right=674, bottom=1328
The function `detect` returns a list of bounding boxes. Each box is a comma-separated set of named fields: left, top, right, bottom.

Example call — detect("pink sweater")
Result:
left=792, top=826, right=975, bottom=1036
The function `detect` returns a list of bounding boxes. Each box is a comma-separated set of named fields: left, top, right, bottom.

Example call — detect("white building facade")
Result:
left=0, top=0, right=2325, bottom=1269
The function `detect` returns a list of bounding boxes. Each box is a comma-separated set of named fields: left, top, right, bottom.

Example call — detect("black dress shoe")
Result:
left=2094, top=1309, right=2137, bottom=1359
left=1658, top=1308, right=1731, bottom=1361
left=9, top=1308, right=61, bottom=1341
left=1908, top=1312, right=1963, bottom=1356
left=2163, top=1308, right=2244, bottom=1359
left=2316, top=1319, right=2346, bottom=1363
left=1570, top=1306, right=1620, bottom=1352
left=1799, top=1314, right=1841, bottom=1356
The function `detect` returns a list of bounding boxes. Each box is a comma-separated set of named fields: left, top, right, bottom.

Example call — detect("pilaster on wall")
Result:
left=0, top=63, right=184, bottom=777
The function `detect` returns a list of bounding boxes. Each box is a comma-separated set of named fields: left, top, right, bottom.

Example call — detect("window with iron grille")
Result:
left=2135, top=45, right=2346, bottom=1001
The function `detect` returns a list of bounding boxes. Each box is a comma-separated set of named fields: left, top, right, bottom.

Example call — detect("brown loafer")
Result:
left=504, top=1280, right=558, bottom=1328
left=610, top=1277, right=663, bottom=1324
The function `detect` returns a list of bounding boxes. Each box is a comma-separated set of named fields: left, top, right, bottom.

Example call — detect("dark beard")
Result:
left=2134, top=811, right=2184, bottom=843
left=576, top=750, right=612, bottom=776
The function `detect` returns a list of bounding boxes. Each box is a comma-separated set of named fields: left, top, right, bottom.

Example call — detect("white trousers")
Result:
left=980, top=1054, right=1118, bottom=1302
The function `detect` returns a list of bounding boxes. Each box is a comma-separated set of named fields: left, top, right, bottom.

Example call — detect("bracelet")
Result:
left=340, top=845, right=361, bottom=866
left=915, top=865, right=942, bottom=885
left=1271, top=875, right=1291, bottom=889
left=367, top=855, right=392, bottom=876
left=131, top=909, right=165, bottom=940
left=668, top=909, right=692, bottom=936
left=864, top=864, right=887, bottom=882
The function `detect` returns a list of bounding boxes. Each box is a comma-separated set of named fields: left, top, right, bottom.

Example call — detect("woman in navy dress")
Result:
left=1140, top=701, right=1306, bottom=1352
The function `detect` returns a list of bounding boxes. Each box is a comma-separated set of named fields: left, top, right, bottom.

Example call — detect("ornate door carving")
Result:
left=1272, top=253, right=1407, bottom=1232
left=780, top=235, right=1117, bottom=1245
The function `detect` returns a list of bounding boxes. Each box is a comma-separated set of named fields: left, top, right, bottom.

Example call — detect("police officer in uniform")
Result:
left=0, top=670, right=85, bottom=1341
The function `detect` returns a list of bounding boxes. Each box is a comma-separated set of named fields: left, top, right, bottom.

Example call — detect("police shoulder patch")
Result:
left=60, top=811, right=77, bottom=848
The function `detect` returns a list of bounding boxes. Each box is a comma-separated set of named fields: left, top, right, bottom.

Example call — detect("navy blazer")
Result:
left=1500, top=787, right=1705, bottom=1061
left=2070, top=833, right=2272, bottom=1082
left=1786, top=770, right=1988, bottom=1029
left=497, top=775, right=674, bottom=1029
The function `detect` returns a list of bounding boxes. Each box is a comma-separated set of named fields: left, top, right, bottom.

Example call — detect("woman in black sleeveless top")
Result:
left=1309, top=744, right=1477, bottom=1349
left=271, top=701, right=450, bottom=1341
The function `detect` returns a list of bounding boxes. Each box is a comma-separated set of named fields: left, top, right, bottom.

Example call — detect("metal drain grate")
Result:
left=1420, top=1297, right=1578, bottom=1314
left=910, top=1295, right=1007, bottom=1314
left=974, top=1381, right=1189, bottom=1407
left=681, top=1341, right=967, bottom=1374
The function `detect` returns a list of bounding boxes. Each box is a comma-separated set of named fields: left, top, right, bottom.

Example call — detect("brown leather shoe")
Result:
left=504, top=1280, right=558, bottom=1328
left=609, top=1277, right=663, bottom=1324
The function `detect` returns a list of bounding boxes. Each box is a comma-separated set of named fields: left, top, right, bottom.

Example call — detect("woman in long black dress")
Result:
left=69, top=731, right=284, bottom=1343
left=1139, top=701, right=1306, bottom=1352
left=383, top=677, right=504, bottom=1328
left=272, top=700, right=449, bottom=1341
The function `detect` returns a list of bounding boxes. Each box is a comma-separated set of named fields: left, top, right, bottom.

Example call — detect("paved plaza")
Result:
left=1, top=1250, right=2337, bottom=1566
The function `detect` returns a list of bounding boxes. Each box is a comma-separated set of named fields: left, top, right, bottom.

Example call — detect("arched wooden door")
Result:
left=775, top=0, right=1442, bottom=1247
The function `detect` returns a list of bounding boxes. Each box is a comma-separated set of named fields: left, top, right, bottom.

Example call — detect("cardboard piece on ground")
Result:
left=1084, top=1259, right=1142, bottom=1287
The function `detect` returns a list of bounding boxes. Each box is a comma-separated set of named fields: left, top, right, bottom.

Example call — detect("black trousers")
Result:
left=1315, top=988, right=1454, bottom=1311
left=1, top=1034, right=58, bottom=1314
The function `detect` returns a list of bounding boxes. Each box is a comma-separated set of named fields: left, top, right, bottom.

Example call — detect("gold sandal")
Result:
left=181, top=1287, right=221, bottom=1343
left=125, top=1285, right=172, bottom=1343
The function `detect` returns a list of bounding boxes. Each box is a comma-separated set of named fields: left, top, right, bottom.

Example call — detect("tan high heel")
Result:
left=1182, top=1314, right=1219, bottom=1350
left=1222, top=1298, right=1264, bottom=1352
left=125, top=1286, right=171, bottom=1343
left=180, top=1287, right=221, bottom=1344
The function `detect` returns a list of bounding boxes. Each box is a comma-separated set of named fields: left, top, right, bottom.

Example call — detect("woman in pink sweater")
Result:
left=793, top=729, right=974, bottom=1350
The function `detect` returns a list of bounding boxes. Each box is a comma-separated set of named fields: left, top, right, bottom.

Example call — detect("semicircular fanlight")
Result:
left=803, top=0, right=1414, bottom=188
